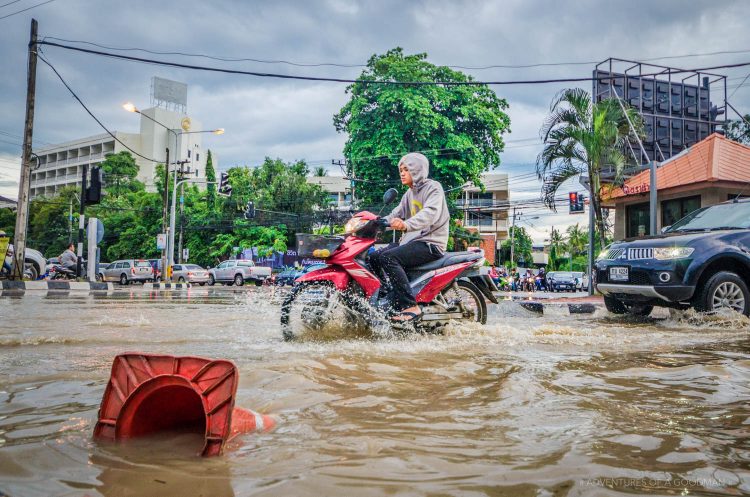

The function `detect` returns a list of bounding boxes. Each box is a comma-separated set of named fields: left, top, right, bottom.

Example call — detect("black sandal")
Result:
left=390, top=311, right=422, bottom=323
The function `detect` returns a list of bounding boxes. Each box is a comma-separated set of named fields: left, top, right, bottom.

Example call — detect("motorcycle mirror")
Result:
left=382, top=188, right=398, bottom=205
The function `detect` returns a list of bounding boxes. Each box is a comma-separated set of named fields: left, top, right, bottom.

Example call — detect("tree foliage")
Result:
left=0, top=208, right=15, bottom=238
left=499, top=226, right=533, bottom=267
left=725, top=115, right=750, bottom=145
left=334, top=48, right=511, bottom=207
left=537, top=89, right=643, bottom=245
left=22, top=154, right=328, bottom=268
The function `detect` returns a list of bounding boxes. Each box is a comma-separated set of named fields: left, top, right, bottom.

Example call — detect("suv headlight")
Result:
left=653, top=247, right=694, bottom=260
left=344, top=216, right=368, bottom=234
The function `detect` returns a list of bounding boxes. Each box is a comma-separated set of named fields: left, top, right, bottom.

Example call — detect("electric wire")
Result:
left=0, top=0, right=57, bottom=20
left=37, top=52, right=162, bottom=164
left=37, top=40, right=750, bottom=86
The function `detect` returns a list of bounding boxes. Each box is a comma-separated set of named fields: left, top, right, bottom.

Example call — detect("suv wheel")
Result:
left=604, top=295, right=627, bottom=314
left=234, top=274, right=244, bottom=286
left=119, top=273, right=128, bottom=286
left=208, top=274, right=215, bottom=286
left=694, top=271, right=750, bottom=315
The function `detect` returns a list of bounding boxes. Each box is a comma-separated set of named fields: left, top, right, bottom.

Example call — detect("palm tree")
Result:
left=313, top=166, right=328, bottom=177
left=537, top=88, right=643, bottom=244
left=565, top=223, right=587, bottom=256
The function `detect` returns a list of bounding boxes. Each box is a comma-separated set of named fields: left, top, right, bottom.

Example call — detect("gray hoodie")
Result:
left=385, top=153, right=450, bottom=252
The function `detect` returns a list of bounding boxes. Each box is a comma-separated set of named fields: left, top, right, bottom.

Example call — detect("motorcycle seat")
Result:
left=410, top=250, right=483, bottom=272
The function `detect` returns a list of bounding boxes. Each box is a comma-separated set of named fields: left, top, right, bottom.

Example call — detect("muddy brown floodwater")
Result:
left=1, top=288, right=749, bottom=496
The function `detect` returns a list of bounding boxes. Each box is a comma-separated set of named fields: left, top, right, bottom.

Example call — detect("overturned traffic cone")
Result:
left=93, top=353, right=274, bottom=457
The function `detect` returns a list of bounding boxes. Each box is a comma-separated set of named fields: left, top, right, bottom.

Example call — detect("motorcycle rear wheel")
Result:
left=441, top=280, right=487, bottom=325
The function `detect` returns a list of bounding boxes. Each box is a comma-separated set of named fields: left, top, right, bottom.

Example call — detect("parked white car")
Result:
left=208, top=259, right=272, bottom=286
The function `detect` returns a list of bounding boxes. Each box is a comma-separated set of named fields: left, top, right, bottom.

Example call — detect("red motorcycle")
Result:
left=280, top=189, right=498, bottom=340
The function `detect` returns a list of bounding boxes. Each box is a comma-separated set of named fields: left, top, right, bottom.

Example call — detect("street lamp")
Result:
left=123, top=102, right=224, bottom=280
left=123, top=102, right=178, bottom=281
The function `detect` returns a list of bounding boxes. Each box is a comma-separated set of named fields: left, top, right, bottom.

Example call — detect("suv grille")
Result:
left=628, top=248, right=654, bottom=260
left=604, top=248, right=625, bottom=260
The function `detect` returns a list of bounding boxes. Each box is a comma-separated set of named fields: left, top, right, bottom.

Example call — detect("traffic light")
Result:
left=86, top=166, right=103, bottom=205
left=218, top=172, right=232, bottom=196
left=569, top=192, right=585, bottom=214
left=244, top=201, right=255, bottom=219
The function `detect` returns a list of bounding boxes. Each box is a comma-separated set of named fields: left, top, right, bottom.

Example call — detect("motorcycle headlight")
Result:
left=344, top=216, right=368, bottom=235
left=653, top=247, right=694, bottom=260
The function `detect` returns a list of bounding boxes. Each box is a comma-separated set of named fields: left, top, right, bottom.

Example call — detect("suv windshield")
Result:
left=667, top=202, right=750, bottom=232
left=135, top=261, right=151, bottom=267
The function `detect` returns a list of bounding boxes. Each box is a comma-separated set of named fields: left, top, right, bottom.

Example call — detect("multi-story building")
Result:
left=30, top=106, right=212, bottom=199
left=457, top=172, right=510, bottom=262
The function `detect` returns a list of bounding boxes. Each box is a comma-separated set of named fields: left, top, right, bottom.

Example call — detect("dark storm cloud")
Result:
left=2, top=0, right=750, bottom=234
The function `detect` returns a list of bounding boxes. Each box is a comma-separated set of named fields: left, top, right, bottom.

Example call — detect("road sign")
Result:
left=182, top=248, right=189, bottom=261
left=84, top=218, right=105, bottom=243
left=157, top=234, right=167, bottom=250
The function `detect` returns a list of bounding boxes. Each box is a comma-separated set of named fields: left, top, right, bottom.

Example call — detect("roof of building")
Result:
left=0, top=194, right=17, bottom=204
left=607, top=133, right=750, bottom=200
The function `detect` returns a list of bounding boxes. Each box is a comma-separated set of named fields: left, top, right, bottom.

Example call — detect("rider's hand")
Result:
left=390, top=218, right=407, bottom=231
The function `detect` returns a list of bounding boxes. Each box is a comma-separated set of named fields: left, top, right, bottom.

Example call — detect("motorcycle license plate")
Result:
left=609, top=267, right=629, bottom=281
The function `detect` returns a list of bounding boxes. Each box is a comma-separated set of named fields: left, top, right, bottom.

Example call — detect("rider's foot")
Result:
left=391, top=306, right=422, bottom=322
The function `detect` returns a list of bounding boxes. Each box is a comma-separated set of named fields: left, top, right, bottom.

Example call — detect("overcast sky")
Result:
left=1, top=0, right=750, bottom=241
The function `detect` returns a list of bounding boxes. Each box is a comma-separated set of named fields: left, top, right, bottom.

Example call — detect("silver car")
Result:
left=102, top=259, right=155, bottom=285
left=172, top=264, right=210, bottom=285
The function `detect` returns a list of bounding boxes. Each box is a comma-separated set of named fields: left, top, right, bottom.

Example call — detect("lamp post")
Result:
left=123, top=102, right=177, bottom=281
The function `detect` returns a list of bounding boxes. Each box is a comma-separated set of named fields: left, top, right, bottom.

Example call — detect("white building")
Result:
left=30, top=107, right=213, bottom=199
left=306, top=175, right=352, bottom=209
left=0, top=194, right=17, bottom=210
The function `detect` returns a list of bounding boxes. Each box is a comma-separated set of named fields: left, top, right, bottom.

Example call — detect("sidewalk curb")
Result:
left=136, top=282, right=192, bottom=291
left=518, top=300, right=602, bottom=315
left=1, top=280, right=113, bottom=292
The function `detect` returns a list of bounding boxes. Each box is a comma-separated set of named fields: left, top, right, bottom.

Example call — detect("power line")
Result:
left=37, top=52, right=161, bottom=163
left=38, top=40, right=750, bottom=86
left=41, top=35, right=750, bottom=72
left=0, top=0, right=57, bottom=21
left=0, top=0, right=24, bottom=8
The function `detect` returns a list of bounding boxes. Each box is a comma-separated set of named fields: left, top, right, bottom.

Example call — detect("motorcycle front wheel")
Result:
left=280, top=282, right=354, bottom=341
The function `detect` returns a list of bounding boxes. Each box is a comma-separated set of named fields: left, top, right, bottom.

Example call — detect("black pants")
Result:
left=369, top=241, right=442, bottom=310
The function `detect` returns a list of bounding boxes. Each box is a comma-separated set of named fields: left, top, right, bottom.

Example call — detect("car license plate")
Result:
left=609, top=267, right=629, bottom=281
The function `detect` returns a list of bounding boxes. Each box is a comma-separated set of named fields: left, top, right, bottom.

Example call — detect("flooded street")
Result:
left=1, top=288, right=749, bottom=496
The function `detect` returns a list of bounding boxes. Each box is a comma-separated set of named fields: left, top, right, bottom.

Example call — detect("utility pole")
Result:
left=11, top=18, right=38, bottom=279
left=76, top=164, right=88, bottom=278
left=332, top=159, right=352, bottom=208
left=161, top=147, right=169, bottom=281
left=68, top=196, right=73, bottom=244
left=510, top=209, right=516, bottom=267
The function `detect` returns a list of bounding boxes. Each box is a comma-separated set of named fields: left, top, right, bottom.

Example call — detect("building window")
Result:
left=661, top=195, right=700, bottom=227
left=626, top=202, right=650, bottom=237
left=467, top=191, right=493, bottom=207
left=467, top=211, right=493, bottom=227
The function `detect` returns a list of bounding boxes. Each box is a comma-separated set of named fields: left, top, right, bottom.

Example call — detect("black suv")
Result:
left=595, top=198, right=750, bottom=316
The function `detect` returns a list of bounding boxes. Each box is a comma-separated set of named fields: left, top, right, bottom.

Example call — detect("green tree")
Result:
left=27, top=186, right=79, bottom=257
left=100, top=151, right=142, bottom=196
left=205, top=149, right=217, bottom=208
left=537, top=89, right=643, bottom=245
left=334, top=48, right=511, bottom=207
left=547, top=227, right=564, bottom=270
left=565, top=223, right=587, bottom=257
left=0, top=208, right=15, bottom=238
left=312, top=166, right=328, bottom=177
left=500, top=226, right=533, bottom=267
left=725, top=115, right=750, bottom=145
